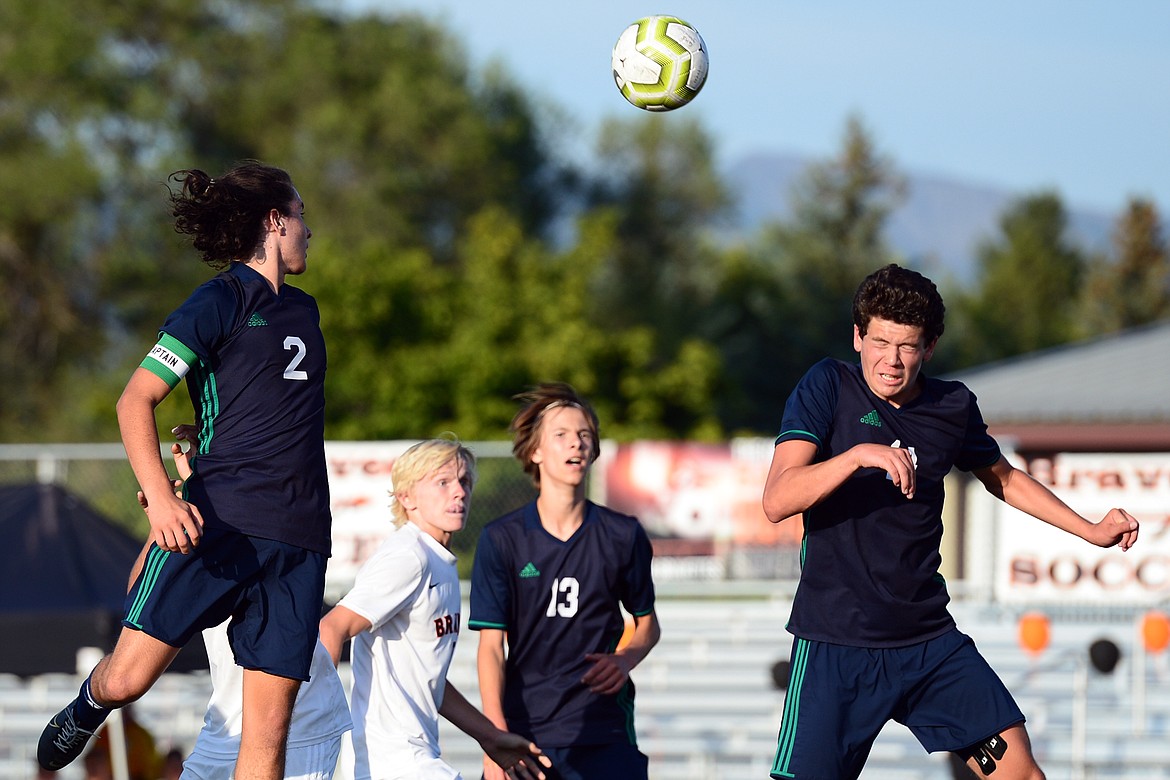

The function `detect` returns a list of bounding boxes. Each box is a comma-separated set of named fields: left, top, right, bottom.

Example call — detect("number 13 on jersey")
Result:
left=546, top=576, right=580, bottom=618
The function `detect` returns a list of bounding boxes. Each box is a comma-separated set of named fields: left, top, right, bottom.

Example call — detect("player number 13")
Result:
left=546, top=576, right=579, bottom=618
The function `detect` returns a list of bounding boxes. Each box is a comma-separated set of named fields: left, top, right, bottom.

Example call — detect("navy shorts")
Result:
left=487, top=743, right=648, bottom=780
left=123, top=527, right=326, bottom=681
left=771, top=628, right=1025, bottom=779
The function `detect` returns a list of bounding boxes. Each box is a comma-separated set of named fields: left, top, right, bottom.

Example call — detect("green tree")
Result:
left=2, top=0, right=740, bottom=445
left=0, top=0, right=580, bottom=442
left=710, top=116, right=905, bottom=433
left=554, top=214, right=724, bottom=442
left=952, top=192, right=1086, bottom=366
left=184, top=9, right=571, bottom=258
left=0, top=1, right=120, bottom=437
left=779, top=115, right=906, bottom=350
left=587, top=115, right=730, bottom=343
left=316, top=204, right=723, bottom=442
left=1081, top=197, right=1169, bottom=333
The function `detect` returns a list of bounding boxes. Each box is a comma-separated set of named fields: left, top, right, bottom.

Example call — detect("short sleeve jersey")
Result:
left=190, top=620, right=352, bottom=759
left=468, top=501, right=656, bottom=748
left=139, top=263, right=331, bottom=554
left=337, top=523, right=463, bottom=778
left=776, top=358, right=1001, bottom=647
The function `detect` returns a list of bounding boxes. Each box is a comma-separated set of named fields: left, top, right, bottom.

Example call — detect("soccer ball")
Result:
left=611, top=16, right=708, bottom=112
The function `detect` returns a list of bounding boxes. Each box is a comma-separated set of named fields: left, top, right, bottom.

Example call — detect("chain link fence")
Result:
left=0, top=442, right=537, bottom=580
left=0, top=441, right=801, bottom=585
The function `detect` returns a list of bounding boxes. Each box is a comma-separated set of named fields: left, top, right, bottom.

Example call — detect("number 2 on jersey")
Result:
left=546, top=576, right=579, bottom=618
left=283, top=336, right=308, bottom=380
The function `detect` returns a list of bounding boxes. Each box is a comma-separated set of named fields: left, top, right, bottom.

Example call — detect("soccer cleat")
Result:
left=37, top=703, right=98, bottom=770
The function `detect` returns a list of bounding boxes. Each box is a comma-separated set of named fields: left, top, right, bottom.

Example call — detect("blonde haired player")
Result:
left=319, top=438, right=551, bottom=780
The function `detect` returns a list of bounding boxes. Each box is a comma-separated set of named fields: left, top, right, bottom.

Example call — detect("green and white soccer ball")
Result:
left=612, top=15, right=708, bottom=112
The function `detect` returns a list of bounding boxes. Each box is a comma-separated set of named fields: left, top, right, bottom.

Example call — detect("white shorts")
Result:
left=179, top=736, right=343, bottom=780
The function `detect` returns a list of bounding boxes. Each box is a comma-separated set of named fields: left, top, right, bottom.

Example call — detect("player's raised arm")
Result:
left=973, top=455, right=1140, bottom=551
left=763, top=439, right=919, bottom=523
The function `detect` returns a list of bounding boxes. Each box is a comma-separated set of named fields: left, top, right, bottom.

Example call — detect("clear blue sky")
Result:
left=342, top=0, right=1170, bottom=215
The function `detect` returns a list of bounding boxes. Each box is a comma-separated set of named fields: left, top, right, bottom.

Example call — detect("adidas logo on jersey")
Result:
left=859, top=410, right=882, bottom=427
left=518, top=562, right=541, bottom=579
left=247, top=313, right=268, bottom=327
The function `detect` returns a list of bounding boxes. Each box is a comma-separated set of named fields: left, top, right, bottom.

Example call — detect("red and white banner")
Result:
left=323, top=441, right=416, bottom=597
left=322, top=439, right=790, bottom=592
left=602, top=439, right=801, bottom=546
left=993, top=452, right=1170, bottom=604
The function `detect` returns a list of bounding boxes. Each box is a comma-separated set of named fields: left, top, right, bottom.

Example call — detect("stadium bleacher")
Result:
left=3, top=591, right=1168, bottom=780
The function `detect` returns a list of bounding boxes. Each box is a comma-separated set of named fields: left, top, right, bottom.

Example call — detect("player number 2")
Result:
left=546, top=577, right=579, bottom=618
left=283, top=336, right=308, bottom=380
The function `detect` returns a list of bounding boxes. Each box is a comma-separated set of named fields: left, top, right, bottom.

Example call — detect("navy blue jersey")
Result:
left=468, top=501, right=656, bottom=747
left=776, top=358, right=1000, bottom=647
left=140, top=263, right=331, bottom=555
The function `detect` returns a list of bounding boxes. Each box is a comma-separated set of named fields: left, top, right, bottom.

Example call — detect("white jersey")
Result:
left=339, top=523, right=463, bottom=780
left=189, top=621, right=352, bottom=759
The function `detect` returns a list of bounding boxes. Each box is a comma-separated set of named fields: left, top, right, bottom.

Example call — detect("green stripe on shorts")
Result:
left=771, top=637, right=810, bottom=778
left=126, top=546, right=171, bottom=628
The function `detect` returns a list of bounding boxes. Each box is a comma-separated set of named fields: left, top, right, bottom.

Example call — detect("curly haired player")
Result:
left=763, top=264, right=1139, bottom=780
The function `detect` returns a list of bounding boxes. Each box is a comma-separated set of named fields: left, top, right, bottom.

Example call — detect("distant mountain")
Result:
left=722, top=151, right=1116, bottom=287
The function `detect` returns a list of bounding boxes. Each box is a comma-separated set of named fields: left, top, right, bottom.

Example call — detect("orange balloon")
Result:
left=1141, top=611, right=1170, bottom=654
left=1018, top=612, right=1051, bottom=655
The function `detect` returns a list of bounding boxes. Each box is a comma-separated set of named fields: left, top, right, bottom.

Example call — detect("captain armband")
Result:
left=140, top=333, right=198, bottom=389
